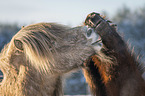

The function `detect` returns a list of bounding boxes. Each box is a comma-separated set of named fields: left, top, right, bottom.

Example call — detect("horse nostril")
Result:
left=87, top=28, right=93, bottom=37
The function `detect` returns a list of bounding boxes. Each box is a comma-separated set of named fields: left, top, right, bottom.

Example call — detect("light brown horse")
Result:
left=83, top=12, right=145, bottom=96
left=0, top=23, right=97, bottom=96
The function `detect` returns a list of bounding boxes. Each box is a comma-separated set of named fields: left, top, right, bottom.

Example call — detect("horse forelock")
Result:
left=12, top=23, right=62, bottom=74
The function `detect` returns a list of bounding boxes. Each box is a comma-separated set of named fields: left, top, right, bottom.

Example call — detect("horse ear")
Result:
left=14, top=39, right=23, bottom=50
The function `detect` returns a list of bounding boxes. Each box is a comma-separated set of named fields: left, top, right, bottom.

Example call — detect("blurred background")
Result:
left=0, top=0, right=145, bottom=95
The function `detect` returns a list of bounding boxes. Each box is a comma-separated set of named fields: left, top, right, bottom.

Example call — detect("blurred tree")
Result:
left=112, top=5, right=145, bottom=64
left=64, top=71, right=88, bottom=95
left=0, top=23, right=20, bottom=51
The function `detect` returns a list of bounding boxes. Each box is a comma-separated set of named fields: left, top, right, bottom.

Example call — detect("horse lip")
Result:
left=91, top=39, right=102, bottom=45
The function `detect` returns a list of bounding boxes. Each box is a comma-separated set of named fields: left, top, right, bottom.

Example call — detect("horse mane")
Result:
left=5, top=23, right=69, bottom=73
left=0, top=43, right=10, bottom=73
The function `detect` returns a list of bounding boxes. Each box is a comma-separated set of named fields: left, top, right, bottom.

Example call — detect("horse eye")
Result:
left=87, top=28, right=93, bottom=37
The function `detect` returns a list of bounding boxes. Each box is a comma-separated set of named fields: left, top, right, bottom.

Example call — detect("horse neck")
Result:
left=1, top=64, right=63, bottom=96
left=100, top=50, right=145, bottom=96
left=84, top=50, right=145, bottom=96
left=22, top=67, right=63, bottom=96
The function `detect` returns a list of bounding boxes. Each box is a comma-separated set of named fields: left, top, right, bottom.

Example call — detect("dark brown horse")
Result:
left=83, top=12, right=145, bottom=96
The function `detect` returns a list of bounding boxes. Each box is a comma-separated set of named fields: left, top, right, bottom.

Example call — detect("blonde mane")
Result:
left=9, top=23, right=69, bottom=73
left=0, top=43, right=12, bottom=72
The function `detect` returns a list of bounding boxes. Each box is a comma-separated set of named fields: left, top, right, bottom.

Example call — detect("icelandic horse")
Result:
left=83, top=12, right=145, bottom=96
left=0, top=23, right=97, bottom=96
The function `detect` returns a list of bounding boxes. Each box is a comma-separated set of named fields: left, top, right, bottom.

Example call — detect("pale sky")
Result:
left=0, top=0, right=145, bottom=27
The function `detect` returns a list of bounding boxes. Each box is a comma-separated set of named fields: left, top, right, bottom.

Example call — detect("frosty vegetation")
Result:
left=0, top=6, right=145, bottom=95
